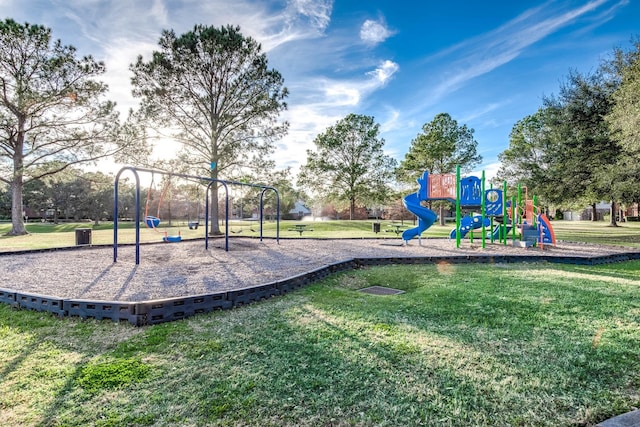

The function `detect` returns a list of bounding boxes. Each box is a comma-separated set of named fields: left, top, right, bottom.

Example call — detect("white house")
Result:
left=289, top=200, right=311, bottom=219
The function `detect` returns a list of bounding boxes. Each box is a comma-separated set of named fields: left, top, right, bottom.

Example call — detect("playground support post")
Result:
left=502, top=181, right=508, bottom=245
left=481, top=170, right=486, bottom=249
left=455, top=165, right=461, bottom=248
left=490, top=183, right=495, bottom=244
left=259, top=187, right=281, bottom=242
left=518, top=183, right=523, bottom=223
left=205, top=180, right=230, bottom=252
left=534, top=194, right=542, bottom=249
left=114, top=166, right=141, bottom=264
left=511, top=196, right=517, bottom=241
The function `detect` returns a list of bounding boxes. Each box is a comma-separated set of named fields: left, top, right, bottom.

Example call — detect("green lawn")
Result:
left=1, top=261, right=639, bottom=425
left=1, top=219, right=640, bottom=425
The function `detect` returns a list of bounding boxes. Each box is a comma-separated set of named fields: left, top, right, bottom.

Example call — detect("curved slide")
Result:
left=492, top=224, right=512, bottom=240
left=402, top=192, right=438, bottom=242
left=537, top=214, right=556, bottom=244
left=450, top=215, right=491, bottom=239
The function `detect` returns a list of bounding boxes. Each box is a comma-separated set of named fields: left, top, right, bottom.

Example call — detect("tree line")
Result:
left=496, top=39, right=640, bottom=224
left=0, top=164, right=303, bottom=224
left=1, top=17, right=639, bottom=235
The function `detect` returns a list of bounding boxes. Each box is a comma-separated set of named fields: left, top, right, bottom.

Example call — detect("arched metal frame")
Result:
left=114, top=166, right=280, bottom=265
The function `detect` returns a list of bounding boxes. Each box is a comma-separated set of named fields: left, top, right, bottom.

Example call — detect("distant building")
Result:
left=563, top=202, right=611, bottom=221
left=289, top=200, right=311, bottom=219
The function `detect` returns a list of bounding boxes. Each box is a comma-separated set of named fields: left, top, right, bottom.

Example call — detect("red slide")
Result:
left=537, top=214, right=556, bottom=245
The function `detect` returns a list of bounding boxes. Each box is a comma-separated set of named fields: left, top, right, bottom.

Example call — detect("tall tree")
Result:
left=297, top=114, right=397, bottom=220
left=251, top=168, right=300, bottom=219
left=397, top=113, right=481, bottom=183
left=543, top=69, right=621, bottom=222
left=606, top=40, right=640, bottom=223
left=130, top=24, right=289, bottom=234
left=397, top=113, right=481, bottom=224
left=607, top=39, right=640, bottom=156
left=76, top=171, right=114, bottom=225
left=0, top=19, right=137, bottom=235
left=495, top=108, right=561, bottom=201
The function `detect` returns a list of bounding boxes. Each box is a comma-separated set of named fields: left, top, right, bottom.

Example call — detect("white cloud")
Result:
left=459, top=102, right=508, bottom=124
left=149, top=0, right=169, bottom=25
left=366, top=60, right=399, bottom=85
left=296, top=59, right=398, bottom=112
left=285, top=0, right=332, bottom=33
left=256, top=0, right=333, bottom=51
left=360, top=18, right=394, bottom=46
left=276, top=105, right=343, bottom=173
left=471, top=161, right=502, bottom=182
left=324, top=83, right=361, bottom=106
left=101, top=39, right=158, bottom=116
left=273, top=58, right=400, bottom=172
left=425, top=0, right=610, bottom=100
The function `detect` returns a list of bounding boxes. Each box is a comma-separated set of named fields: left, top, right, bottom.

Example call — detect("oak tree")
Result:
left=397, top=112, right=481, bottom=182
left=397, top=113, right=481, bottom=224
left=0, top=19, right=137, bottom=235
left=298, top=114, right=396, bottom=220
left=131, top=24, right=288, bottom=233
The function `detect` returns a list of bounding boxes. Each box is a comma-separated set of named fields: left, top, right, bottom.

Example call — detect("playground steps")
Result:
left=513, top=240, right=535, bottom=248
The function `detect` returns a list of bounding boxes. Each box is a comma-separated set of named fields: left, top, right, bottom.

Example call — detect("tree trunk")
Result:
left=609, top=200, right=618, bottom=227
left=209, top=183, right=222, bottom=235
left=207, top=150, right=225, bottom=235
left=350, top=197, right=355, bottom=220
left=8, top=136, right=28, bottom=235
left=439, top=205, right=445, bottom=226
left=8, top=178, right=28, bottom=235
left=591, top=203, right=597, bottom=221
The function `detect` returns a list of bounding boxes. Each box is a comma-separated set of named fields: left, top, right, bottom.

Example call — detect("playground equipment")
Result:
left=402, top=167, right=556, bottom=248
left=114, top=166, right=280, bottom=264
left=144, top=175, right=182, bottom=243
left=401, top=172, right=438, bottom=241
left=449, top=215, right=490, bottom=239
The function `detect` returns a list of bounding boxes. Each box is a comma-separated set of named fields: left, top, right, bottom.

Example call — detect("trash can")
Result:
left=75, top=228, right=92, bottom=245
left=372, top=222, right=381, bottom=234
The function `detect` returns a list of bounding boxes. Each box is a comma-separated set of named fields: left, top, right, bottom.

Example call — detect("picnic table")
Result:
left=288, top=224, right=313, bottom=236
left=386, top=224, right=407, bottom=235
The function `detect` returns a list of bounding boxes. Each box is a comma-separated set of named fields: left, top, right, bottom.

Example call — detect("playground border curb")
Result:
left=2, top=250, right=640, bottom=326
left=596, top=409, right=640, bottom=426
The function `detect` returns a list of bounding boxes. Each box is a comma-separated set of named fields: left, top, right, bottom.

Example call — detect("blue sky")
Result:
left=3, top=0, right=638, bottom=179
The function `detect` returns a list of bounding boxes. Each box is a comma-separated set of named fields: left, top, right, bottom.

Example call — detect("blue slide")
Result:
left=402, top=192, right=438, bottom=241
left=492, top=224, right=512, bottom=240
left=450, top=215, right=491, bottom=239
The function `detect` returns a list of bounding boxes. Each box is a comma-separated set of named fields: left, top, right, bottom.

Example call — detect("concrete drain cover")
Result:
left=358, top=286, right=405, bottom=295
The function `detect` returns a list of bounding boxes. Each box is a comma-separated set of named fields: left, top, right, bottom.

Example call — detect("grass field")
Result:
left=1, top=261, right=639, bottom=425
left=2, top=218, right=640, bottom=251
left=1, top=220, right=640, bottom=425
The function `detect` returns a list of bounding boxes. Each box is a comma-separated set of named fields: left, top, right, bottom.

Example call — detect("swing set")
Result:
left=113, top=166, right=281, bottom=265
left=144, top=174, right=182, bottom=243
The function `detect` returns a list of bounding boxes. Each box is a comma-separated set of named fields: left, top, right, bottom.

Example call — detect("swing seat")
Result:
left=162, top=235, right=182, bottom=243
left=145, top=216, right=160, bottom=228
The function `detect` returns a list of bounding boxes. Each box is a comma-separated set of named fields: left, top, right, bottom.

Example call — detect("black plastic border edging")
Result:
left=2, top=251, right=640, bottom=326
